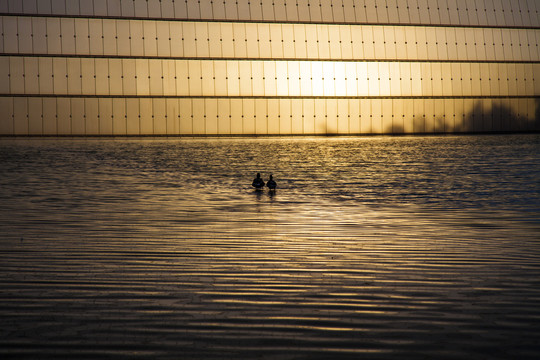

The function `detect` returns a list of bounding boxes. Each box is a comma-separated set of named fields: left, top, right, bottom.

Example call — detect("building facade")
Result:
left=0, top=0, right=539, bottom=135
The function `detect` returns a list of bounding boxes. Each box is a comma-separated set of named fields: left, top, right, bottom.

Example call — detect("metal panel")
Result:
left=270, top=24, right=283, bottom=58
left=480, top=63, right=491, bottom=96
left=207, top=22, right=221, bottom=57
left=299, top=60, right=311, bottom=96
left=41, top=97, right=56, bottom=135
left=61, top=18, right=76, bottom=54
left=350, top=26, right=364, bottom=60
left=245, top=23, right=259, bottom=58
left=510, top=29, right=521, bottom=61
left=489, top=62, right=500, bottom=96
left=386, top=0, right=399, bottom=23
left=275, top=61, right=288, bottom=96
left=67, top=58, right=81, bottom=95
left=434, top=27, right=447, bottom=60
left=130, top=20, right=144, bottom=56
left=265, top=99, right=278, bottom=134
left=320, top=0, right=333, bottom=22
left=431, top=62, right=442, bottom=96
left=396, top=0, right=409, bottom=23
left=356, top=62, right=368, bottom=96
left=13, top=97, right=28, bottom=135
left=378, top=62, right=390, bottom=96
left=93, top=0, right=107, bottom=16
left=218, top=23, right=233, bottom=58
left=116, top=20, right=130, bottom=56
left=188, top=60, right=201, bottom=95
left=254, top=98, right=266, bottom=134
left=224, top=0, right=238, bottom=20
left=38, top=57, right=53, bottom=94
left=519, top=29, right=531, bottom=61
left=50, top=0, right=65, bottom=14
left=415, top=27, right=428, bottom=59
left=341, top=0, right=355, bottom=22
left=293, top=24, right=307, bottom=59
left=285, top=60, right=299, bottom=96
left=384, top=26, right=396, bottom=60
left=26, top=97, right=42, bottom=135
left=440, top=63, right=452, bottom=96
left=258, top=23, right=271, bottom=58
left=333, top=0, right=346, bottom=22
left=337, top=99, right=349, bottom=134
left=492, top=29, right=504, bottom=61
left=36, top=0, right=51, bottom=14
left=125, top=98, right=140, bottom=135
left=80, top=58, right=95, bottom=95
left=186, top=0, right=199, bottom=19
left=180, top=23, right=194, bottom=58
left=325, top=98, right=337, bottom=134
left=460, top=62, right=471, bottom=96
left=133, top=0, right=147, bottom=17
left=366, top=62, right=377, bottom=96
left=290, top=99, right=302, bottom=134
left=420, top=62, right=431, bottom=96
left=83, top=98, right=99, bottom=135
left=52, top=57, right=67, bottom=94
left=17, top=17, right=33, bottom=53
left=78, top=0, right=93, bottom=15
left=88, top=19, right=103, bottom=55
left=388, top=62, right=399, bottom=96
left=322, top=61, right=334, bottom=96
left=226, top=60, right=239, bottom=96
left=139, top=98, right=153, bottom=135
left=317, top=25, right=330, bottom=59
left=233, top=23, right=247, bottom=58
left=155, top=21, right=170, bottom=57
left=334, top=62, right=346, bottom=96
left=122, top=58, right=136, bottom=95
left=74, top=18, right=89, bottom=55
left=282, top=24, right=295, bottom=58
left=302, top=98, right=315, bottom=134
left=236, top=0, right=249, bottom=20
left=228, top=98, right=241, bottom=134
left=238, top=60, right=251, bottom=95
left=411, top=62, right=422, bottom=96
left=364, top=0, right=377, bottom=23
left=328, top=25, right=341, bottom=59
left=501, top=28, right=513, bottom=61
left=373, top=26, right=385, bottom=59
left=97, top=98, right=112, bottom=135
left=276, top=98, right=290, bottom=134
left=151, top=98, right=166, bottom=135
left=106, top=58, right=121, bottom=95
left=345, top=62, right=357, bottom=96
left=111, top=98, right=126, bottom=135
left=102, top=19, right=117, bottom=55
left=216, top=98, right=230, bottom=134
left=162, top=60, right=176, bottom=96
left=408, top=0, right=421, bottom=23
left=423, top=98, right=434, bottom=132
left=263, top=61, right=276, bottom=96
left=179, top=98, right=192, bottom=134
left=359, top=99, right=370, bottom=133
left=529, top=0, right=539, bottom=27
left=70, top=98, right=84, bottom=135
left=371, top=98, right=382, bottom=134
left=469, top=62, right=481, bottom=96
left=65, top=0, right=80, bottom=15
left=414, top=98, right=425, bottom=133
left=203, top=99, right=217, bottom=135
left=447, top=0, right=459, bottom=24
left=165, top=98, right=179, bottom=135
left=524, top=64, right=534, bottom=95
left=501, top=0, right=515, bottom=26
left=391, top=98, right=403, bottom=133
left=249, top=0, right=263, bottom=21
left=241, top=98, right=254, bottom=134
left=107, top=0, right=121, bottom=16
left=261, top=0, right=273, bottom=21
left=483, top=28, right=495, bottom=60
left=475, top=0, right=488, bottom=25
left=398, top=62, right=411, bottom=96
left=54, top=97, right=69, bottom=134
left=143, top=20, right=157, bottom=56
left=404, top=27, right=417, bottom=59
left=147, top=0, right=162, bottom=17
left=3, top=17, right=18, bottom=53
left=353, top=0, right=367, bottom=22
left=251, top=61, right=264, bottom=96
left=169, top=22, right=182, bottom=57
left=135, top=58, right=149, bottom=95
left=313, top=99, right=325, bottom=134
left=22, top=57, right=37, bottom=94
left=149, top=59, right=163, bottom=95
left=445, top=98, right=457, bottom=133
left=445, top=28, right=457, bottom=60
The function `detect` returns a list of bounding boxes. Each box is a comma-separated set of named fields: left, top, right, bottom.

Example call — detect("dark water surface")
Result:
left=1, top=135, right=539, bottom=359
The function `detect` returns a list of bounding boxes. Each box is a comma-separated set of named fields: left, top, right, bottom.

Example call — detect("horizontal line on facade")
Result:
left=1, top=94, right=537, bottom=100
left=1, top=13, right=539, bottom=31
left=1, top=53, right=539, bottom=65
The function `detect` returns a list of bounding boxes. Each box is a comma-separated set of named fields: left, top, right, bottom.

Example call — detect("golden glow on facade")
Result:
left=0, top=0, right=539, bottom=135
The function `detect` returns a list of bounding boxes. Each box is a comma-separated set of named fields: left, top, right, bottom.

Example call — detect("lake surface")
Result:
left=1, top=135, right=539, bottom=359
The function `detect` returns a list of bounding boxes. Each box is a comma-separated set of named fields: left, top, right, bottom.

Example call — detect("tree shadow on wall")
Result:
left=386, top=98, right=540, bottom=135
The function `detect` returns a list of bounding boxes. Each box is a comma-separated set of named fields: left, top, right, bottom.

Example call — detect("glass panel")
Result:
left=188, top=59, right=202, bottom=95
left=51, top=0, right=66, bottom=15
left=337, top=99, right=349, bottom=134
left=251, top=61, right=264, bottom=96
left=300, top=60, right=312, bottom=96
left=418, top=0, right=430, bottom=24
left=242, top=98, right=255, bottom=134
left=245, top=23, right=259, bottom=58
left=83, top=98, right=99, bottom=135
left=156, top=21, right=171, bottom=57
left=65, top=0, right=79, bottom=15
left=36, top=0, right=52, bottom=14
left=411, top=62, right=422, bottom=96
left=408, top=0, right=421, bottom=23
left=277, top=98, right=290, bottom=134
left=275, top=61, right=288, bottom=96
left=38, top=57, right=53, bottom=94
left=317, top=25, right=330, bottom=59
left=70, top=98, right=84, bottom=135
left=399, top=62, right=411, bottom=96
left=424, top=98, right=434, bottom=132
left=397, top=0, right=410, bottom=23
left=192, top=98, right=205, bottom=134
left=492, top=28, right=504, bottom=61
left=524, top=63, right=534, bottom=95
left=420, top=62, right=431, bottom=96
left=138, top=98, right=152, bottom=135
left=354, top=0, right=367, bottom=22
left=195, top=22, right=209, bottom=57
left=89, top=19, right=103, bottom=55
left=404, top=27, right=417, bottom=59
left=342, top=0, right=356, bottom=22
left=350, top=25, right=364, bottom=59
left=186, top=0, right=200, bottom=18
left=469, top=62, right=480, bottom=95
left=111, top=98, right=126, bottom=135
left=129, top=20, right=144, bottom=56
left=291, top=99, right=303, bottom=134
left=133, top=0, right=148, bottom=17
left=529, top=0, right=539, bottom=27
left=287, top=60, right=300, bottom=96
left=27, top=97, right=42, bottom=135
left=384, top=26, right=396, bottom=60
left=237, top=0, right=250, bottom=20
left=427, top=0, right=440, bottom=24
left=345, top=62, right=357, bottom=96
left=387, top=0, right=400, bottom=22
left=489, top=62, right=499, bottom=96
left=441, top=63, right=452, bottom=96
left=328, top=25, right=342, bottom=59
left=475, top=0, right=488, bottom=25
left=373, top=26, right=385, bottom=59
left=182, top=22, right=196, bottom=57
left=285, top=0, right=298, bottom=22
left=431, top=61, right=442, bottom=96
left=262, top=0, right=274, bottom=21
left=107, top=0, right=121, bottom=16
left=52, top=57, right=67, bottom=94
left=60, top=18, right=76, bottom=54
left=325, top=98, right=337, bottom=134
left=447, top=0, right=459, bottom=24
left=460, top=62, right=471, bottom=96
left=313, top=99, right=325, bottom=134
left=55, top=97, right=70, bottom=135
left=362, top=26, right=375, bottom=59
left=322, top=61, right=334, bottom=96
left=364, top=0, right=377, bottom=23
left=41, top=97, right=56, bottom=135
left=18, top=17, right=33, bottom=53
left=501, top=29, right=513, bottom=61
left=371, top=98, right=382, bottom=133
left=378, top=62, right=390, bottom=96
left=117, top=20, right=131, bottom=56
left=212, top=0, right=226, bottom=20
left=360, top=99, right=371, bottom=133
left=333, top=0, right=346, bottom=22
left=381, top=98, right=392, bottom=133
left=294, top=24, right=307, bottom=59
left=143, top=20, right=157, bottom=56
left=413, top=98, right=424, bottom=133
left=519, top=29, right=531, bottom=61
left=320, top=0, right=333, bottom=22
left=445, top=98, right=456, bottom=133
left=415, top=27, right=428, bottom=59
left=449, top=62, right=461, bottom=96
left=258, top=23, right=271, bottom=58
left=160, top=0, right=175, bottom=19
left=249, top=0, right=263, bottom=21
left=483, top=28, right=495, bottom=60
left=103, top=19, right=117, bottom=56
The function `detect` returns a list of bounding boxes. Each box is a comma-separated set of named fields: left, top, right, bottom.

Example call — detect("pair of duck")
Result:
left=252, top=173, right=276, bottom=191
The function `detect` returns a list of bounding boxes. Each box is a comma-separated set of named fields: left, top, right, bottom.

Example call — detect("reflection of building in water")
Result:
left=0, top=0, right=539, bottom=135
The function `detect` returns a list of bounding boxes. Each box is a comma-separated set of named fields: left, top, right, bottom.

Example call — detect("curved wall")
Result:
left=0, top=0, right=538, bottom=135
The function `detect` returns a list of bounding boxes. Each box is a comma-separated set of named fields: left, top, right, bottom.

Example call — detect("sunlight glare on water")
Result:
left=0, top=135, right=539, bottom=359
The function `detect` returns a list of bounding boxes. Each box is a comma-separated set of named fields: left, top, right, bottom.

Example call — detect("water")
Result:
left=0, top=135, right=539, bottom=359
